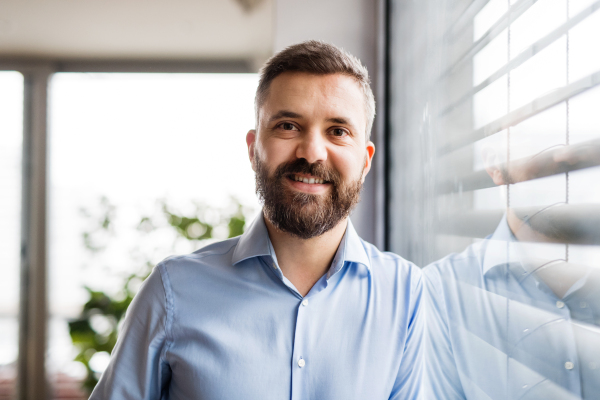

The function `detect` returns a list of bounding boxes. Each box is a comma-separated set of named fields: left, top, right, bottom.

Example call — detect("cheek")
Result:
left=330, top=149, right=366, bottom=181
left=257, top=138, right=296, bottom=173
left=261, top=138, right=296, bottom=161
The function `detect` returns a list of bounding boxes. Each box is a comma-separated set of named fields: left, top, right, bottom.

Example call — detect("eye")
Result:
left=278, top=122, right=299, bottom=131
left=331, top=128, right=348, bottom=137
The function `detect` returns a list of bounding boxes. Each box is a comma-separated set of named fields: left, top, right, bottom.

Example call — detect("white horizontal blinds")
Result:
left=387, top=1, right=600, bottom=395
left=435, top=0, right=600, bottom=249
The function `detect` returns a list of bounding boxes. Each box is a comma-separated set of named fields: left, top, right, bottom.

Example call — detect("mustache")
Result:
left=274, top=159, right=341, bottom=184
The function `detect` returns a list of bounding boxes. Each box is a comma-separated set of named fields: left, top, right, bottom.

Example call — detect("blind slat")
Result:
left=439, top=69, right=600, bottom=154
left=440, top=1, right=600, bottom=117
left=438, top=138, right=600, bottom=194
left=439, top=203, right=600, bottom=244
left=440, top=0, right=540, bottom=80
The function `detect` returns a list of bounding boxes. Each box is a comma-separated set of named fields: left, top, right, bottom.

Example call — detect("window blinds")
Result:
left=388, top=1, right=600, bottom=397
left=388, top=0, right=600, bottom=265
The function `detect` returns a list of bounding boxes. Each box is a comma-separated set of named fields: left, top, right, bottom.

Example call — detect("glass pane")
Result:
left=568, top=9, right=600, bottom=83
left=473, top=74, right=508, bottom=129
left=473, top=0, right=508, bottom=41
left=389, top=0, right=600, bottom=397
left=47, top=73, right=260, bottom=397
left=473, top=28, right=508, bottom=86
left=0, top=71, right=23, bottom=400
left=510, top=0, right=567, bottom=59
left=509, top=37, right=567, bottom=111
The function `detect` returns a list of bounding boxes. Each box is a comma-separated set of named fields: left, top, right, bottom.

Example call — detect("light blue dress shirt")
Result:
left=90, top=214, right=423, bottom=400
left=423, top=216, right=600, bottom=400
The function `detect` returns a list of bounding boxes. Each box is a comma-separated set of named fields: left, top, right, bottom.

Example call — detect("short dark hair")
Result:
left=255, top=40, right=375, bottom=140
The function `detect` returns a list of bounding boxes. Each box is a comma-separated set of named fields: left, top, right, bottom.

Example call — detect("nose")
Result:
left=295, top=130, right=328, bottom=164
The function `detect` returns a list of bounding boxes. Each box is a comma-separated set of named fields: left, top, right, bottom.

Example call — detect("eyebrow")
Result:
left=327, top=117, right=351, bottom=125
left=269, top=110, right=302, bottom=122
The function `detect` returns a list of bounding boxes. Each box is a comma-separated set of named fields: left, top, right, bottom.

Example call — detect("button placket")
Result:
left=291, top=296, right=311, bottom=400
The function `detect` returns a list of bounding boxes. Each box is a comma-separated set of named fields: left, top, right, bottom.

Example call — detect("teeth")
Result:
left=293, top=175, right=325, bottom=184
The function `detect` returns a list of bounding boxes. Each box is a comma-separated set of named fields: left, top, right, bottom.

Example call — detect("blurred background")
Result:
left=1, top=0, right=599, bottom=398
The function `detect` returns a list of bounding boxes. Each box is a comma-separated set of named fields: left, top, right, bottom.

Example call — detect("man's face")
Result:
left=246, top=72, right=375, bottom=239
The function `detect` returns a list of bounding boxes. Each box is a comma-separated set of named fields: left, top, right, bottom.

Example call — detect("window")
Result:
left=388, top=0, right=600, bottom=397
left=46, top=72, right=259, bottom=394
left=0, top=71, right=23, bottom=399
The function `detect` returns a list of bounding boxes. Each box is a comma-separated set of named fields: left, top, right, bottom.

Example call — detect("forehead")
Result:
left=261, top=72, right=366, bottom=127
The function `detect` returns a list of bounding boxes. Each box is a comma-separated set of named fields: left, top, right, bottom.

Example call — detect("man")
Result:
left=423, top=142, right=600, bottom=399
left=90, top=41, right=423, bottom=399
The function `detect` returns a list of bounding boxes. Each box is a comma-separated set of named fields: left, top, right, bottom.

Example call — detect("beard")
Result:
left=255, top=155, right=364, bottom=239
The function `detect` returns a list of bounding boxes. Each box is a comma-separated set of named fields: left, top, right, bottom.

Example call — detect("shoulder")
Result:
left=154, top=237, right=247, bottom=289
left=158, top=236, right=241, bottom=270
left=422, top=240, right=487, bottom=294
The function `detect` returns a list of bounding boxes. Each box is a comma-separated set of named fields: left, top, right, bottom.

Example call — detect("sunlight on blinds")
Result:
left=389, top=0, right=600, bottom=397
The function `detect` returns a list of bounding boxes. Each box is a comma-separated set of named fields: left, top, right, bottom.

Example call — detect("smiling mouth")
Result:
left=288, top=174, right=329, bottom=185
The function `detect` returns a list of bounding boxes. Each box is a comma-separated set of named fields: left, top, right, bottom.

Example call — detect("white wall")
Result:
left=0, top=0, right=273, bottom=61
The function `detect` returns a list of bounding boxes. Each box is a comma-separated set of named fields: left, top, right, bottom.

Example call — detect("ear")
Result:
left=482, top=146, right=506, bottom=185
left=360, top=141, right=376, bottom=183
left=246, top=129, right=257, bottom=171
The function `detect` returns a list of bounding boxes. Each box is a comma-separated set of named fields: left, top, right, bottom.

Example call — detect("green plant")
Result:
left=68, top=197, right=248, bottom=393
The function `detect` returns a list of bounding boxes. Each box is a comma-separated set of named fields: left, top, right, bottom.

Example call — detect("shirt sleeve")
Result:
left=89, top=264, right=172, bottom=400
left=423, top=266, right=466, bottom=400
left=389, top=266, right=424, bottom=400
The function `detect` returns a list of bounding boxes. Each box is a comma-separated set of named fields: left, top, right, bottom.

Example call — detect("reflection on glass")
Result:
left=426, top=84, right=600, bottom=400
left=425, top=135, right=600, bottom=397
left=511, top=103, right=567, bottom=158
left=0, top=71, right=23, bottom=399
left=47, top=73, right=259, bottom=396
left=404, top=0, right=600, bottom=398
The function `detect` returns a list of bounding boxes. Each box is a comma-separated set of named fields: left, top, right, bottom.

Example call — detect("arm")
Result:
left=422, top=266, right=466, bottom=400
left=89, top=265, right=172, bottom=400
left=389, top=267, right=424, bottom=400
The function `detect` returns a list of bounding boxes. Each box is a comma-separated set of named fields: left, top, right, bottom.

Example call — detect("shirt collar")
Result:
left=482, top=214, right=521, bottom=276
left=232, top=212, right=371, bottom=277
left=232, top=212, right=272, bottom=265
left=326, top=218, right=371, bottom=279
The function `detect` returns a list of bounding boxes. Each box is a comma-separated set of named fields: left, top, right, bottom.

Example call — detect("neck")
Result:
left=264, top=214, right=348, bottom=297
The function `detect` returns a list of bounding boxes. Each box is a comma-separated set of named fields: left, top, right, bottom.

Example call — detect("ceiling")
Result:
left=0, top=0, right=273, bottom=64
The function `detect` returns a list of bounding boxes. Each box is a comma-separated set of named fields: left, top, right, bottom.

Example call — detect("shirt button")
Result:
left=565, top=361, right=574, bottom=370
left=298, top=359, right=305, bottom=368
left=556, top=301, right=565, bottom=309
left=580, top=301, right=588, bottom=308
left=301, top=299, right=308, bottom=306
